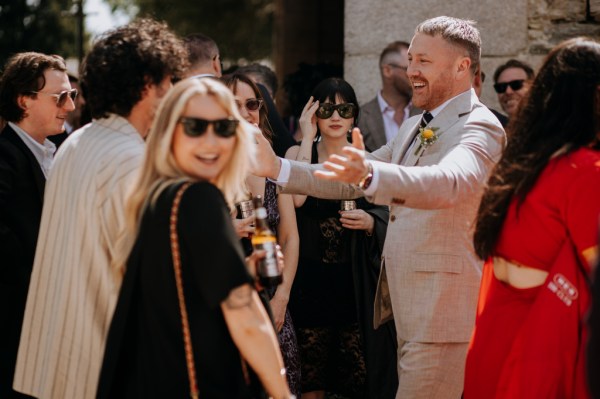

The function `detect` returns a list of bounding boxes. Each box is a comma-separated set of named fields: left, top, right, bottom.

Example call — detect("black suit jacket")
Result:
left=489, top=108, right=509, bottom=128
left=0, top=125, right=45, bottom=396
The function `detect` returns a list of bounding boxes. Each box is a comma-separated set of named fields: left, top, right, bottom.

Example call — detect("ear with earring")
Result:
left=347, top=125, right=354, bottom=143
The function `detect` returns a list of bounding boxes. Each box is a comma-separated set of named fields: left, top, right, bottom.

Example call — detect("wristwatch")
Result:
left=356, top=163, right=374, bottom=190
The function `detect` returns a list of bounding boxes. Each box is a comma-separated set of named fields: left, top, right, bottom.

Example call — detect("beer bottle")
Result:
left=251, top=195, right=283, bottom=287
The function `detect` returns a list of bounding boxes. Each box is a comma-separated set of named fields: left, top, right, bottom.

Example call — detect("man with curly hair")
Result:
left=13, top=19, right=188, bottom=399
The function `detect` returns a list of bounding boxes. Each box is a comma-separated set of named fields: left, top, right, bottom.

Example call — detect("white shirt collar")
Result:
left=377, top=91, right=391, bottom=113
left=188, top=73, right=215, bottom=79
left=8, top=122, right=56, bottom=178
left=377, top=91, right=412, bottom=116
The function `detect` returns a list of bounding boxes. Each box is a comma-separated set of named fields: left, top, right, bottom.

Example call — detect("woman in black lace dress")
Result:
left=223, top=73, right=301, bottom=397
left=285, top=78, right=397, bottom=399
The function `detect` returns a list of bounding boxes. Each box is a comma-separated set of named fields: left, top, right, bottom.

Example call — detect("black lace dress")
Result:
left=288, top=144, right=368, bottom=398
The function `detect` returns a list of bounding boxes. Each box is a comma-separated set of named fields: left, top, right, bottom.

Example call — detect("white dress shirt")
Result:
left=377, top=91, right=411, bottom=143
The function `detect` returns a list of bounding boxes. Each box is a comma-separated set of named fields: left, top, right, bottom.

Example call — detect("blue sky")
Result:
left=84, top=0, right=131, bottom=38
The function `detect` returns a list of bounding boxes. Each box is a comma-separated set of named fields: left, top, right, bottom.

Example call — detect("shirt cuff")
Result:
left=362, top=162, right=379, bottom=196
left=270, top=157, right=290, bottom=186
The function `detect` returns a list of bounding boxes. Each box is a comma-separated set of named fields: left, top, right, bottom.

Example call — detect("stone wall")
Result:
left=345, top=0, right=600, bottom=113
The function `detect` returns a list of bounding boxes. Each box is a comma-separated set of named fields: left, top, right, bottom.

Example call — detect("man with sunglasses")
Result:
left=13, top=19, right=188, bottom=399
left=49, top=73, right=87, bottom=148
left=493, top=59, right=535, bottom=119
left=359, top=40, right=421, bottom=152
left=0, top=51, right=75, bottom=399
left=254, top=16, right=505, bottom=399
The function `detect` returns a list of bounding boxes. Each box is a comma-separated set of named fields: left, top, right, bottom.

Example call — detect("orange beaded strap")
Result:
left=169, top=182, right=199, bottom=399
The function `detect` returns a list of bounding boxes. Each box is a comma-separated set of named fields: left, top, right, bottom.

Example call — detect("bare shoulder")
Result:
left=284, top=144, right=301, bottom=160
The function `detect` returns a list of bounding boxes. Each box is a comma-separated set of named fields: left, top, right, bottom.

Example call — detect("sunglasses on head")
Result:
left=236, top=98, right=263, bottom=112
left=315, top=103, right=357, bottom=119
left=493, top=79, right=525, bottom=94
left=179, top=117, right=239, bottom=138
left=29, top=89, right=78, bottom=107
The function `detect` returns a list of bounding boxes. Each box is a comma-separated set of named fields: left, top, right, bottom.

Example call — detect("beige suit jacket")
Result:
left=282, top=89, right=505, bottom=343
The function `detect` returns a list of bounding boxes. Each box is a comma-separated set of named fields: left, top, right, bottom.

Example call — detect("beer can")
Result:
left=236, top=199, right=254, bottom=219
left=340, top=200, right=357, bottom=211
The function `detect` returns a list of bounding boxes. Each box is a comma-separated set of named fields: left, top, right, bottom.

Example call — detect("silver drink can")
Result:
left=237, top=199, right=255, bottom=219
left=340, top=200, right=357, bottom=211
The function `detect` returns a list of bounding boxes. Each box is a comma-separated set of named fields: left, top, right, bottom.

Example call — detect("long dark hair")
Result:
left=311, top=77, right=359, bottom=139
left=474, top=37, right=600, bottom=260
left=221, top=72, right=273, bottom=145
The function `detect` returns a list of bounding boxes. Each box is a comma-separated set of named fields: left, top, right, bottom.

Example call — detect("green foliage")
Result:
left=107, top=0, right=273, bottom=62
left=0, top=0, right=83, bottom=69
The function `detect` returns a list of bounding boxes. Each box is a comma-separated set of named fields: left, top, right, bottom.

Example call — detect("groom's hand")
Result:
left=250, top=128, right=282, bottom=180
left=315, top=127, right=369, bottom=184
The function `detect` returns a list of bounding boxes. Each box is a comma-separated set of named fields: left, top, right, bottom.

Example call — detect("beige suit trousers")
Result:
left=396, top=340, right=469, bottom=399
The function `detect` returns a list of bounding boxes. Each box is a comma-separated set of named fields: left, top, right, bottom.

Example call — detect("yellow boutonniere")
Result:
left=414, top=126, right=440, bottom=156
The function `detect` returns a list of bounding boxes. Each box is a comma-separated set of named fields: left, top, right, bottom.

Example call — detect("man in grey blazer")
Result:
left=359, top=41, right=421, bottom=152
left=254, top=16, right=506, bottom=399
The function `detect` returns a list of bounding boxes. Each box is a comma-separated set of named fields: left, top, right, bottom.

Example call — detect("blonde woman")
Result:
left=96, top=78, right=293, bottom=399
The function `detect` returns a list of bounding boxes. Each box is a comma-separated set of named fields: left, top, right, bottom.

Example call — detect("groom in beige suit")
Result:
left=254, top=16, right=505, bottom=398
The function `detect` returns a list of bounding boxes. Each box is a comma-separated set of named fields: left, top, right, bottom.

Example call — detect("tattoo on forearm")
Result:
left=224, top=285, right=253, bottom=309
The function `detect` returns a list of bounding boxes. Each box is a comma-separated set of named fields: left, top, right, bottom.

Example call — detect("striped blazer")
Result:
left=13, top=115, right=144, bottom=399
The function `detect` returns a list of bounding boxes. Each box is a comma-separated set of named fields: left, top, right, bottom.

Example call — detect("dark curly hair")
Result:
left=81, top=18, right=188, bottom=119
left=474, top=37, right=600, bottom=260
left=221, top=72, right=273, bottom=144
left=0, top=52, right=67, bottom=122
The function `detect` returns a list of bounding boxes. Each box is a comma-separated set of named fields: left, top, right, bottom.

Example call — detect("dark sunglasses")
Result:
left=29, top=89, right=78, bottom=107
left=493, top=79, right=525, bottom=94
left=236, top=98, right=263, bottom=112
left=315, top=103, right=357, bottom=119
left=179, top=117, right=239, bottom=138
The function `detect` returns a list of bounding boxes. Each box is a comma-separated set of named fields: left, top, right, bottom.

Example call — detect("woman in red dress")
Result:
left=465, top=37, right=600, bottom=398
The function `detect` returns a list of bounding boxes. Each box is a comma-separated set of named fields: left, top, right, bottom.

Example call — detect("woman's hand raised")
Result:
left=298, top=96, right=319, bottom=142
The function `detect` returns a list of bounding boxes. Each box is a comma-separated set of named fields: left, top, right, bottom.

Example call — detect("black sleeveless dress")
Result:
left=288, top=143, right=367, bottom=397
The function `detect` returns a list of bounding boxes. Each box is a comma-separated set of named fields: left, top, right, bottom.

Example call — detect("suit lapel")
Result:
left=361, top=99, right=387, bottom=150
left=371, top=107, right=386, bottom=149
left=2, top=126, right=46, bottom=200
left=401, top=90, right=477, bottom=166
left=394, top=118, right=422, bottom=165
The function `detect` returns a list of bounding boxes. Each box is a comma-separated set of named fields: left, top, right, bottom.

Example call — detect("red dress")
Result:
left=465, top=148, right=600, bottom=398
